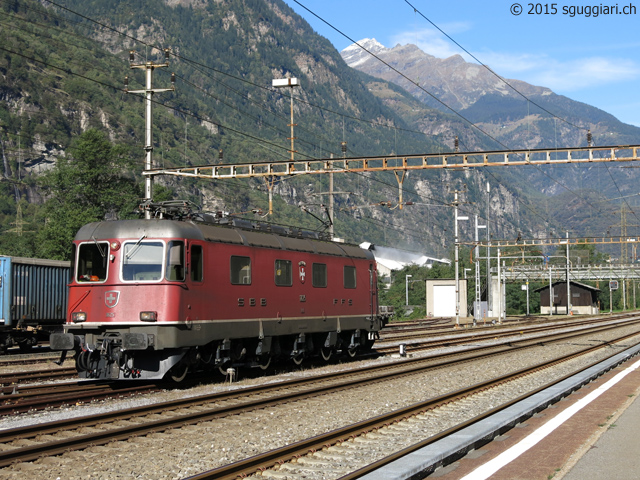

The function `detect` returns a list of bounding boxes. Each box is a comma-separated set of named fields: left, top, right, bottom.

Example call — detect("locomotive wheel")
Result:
left=292, top=354, right=304, bottom=365
left=346, top=346, right=358, bottom=358
left=320, top=346, right=333, bottom=361
left=257, top=355, right=271, bottom=370
left=169, top=363, right=188, bottom=383
left=200, top=348, right=214, bottom=366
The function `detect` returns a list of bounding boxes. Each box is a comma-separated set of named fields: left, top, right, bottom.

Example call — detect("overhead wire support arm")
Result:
left=461, top=236, right=640, bottom=249
left=142, top=144, right=640, bottom=181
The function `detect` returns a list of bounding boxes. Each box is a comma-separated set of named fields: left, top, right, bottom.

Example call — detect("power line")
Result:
left=404, top=0, right=587, bottom=134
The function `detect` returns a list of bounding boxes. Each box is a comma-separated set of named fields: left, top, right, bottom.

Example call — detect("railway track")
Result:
left=374, top=314, right=638, bottom=353
left=0, top=366, right=77, bottom=387
left=1, top=316, right=638, bottom=473
left=0, top=314, right=637, bottom=416
left=0, top=353, right=60, bottom=367
left=187, top=329, right=640, bottom=480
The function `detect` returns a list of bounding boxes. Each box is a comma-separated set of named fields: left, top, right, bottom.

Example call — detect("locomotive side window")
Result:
left=344, top=265, right=357, bottom=289
left=274, top=259, right=292, bottom=286
left=230, top=256, right=251, bottom=285
left=77, top=242, right=109, bottom=282
left=122, top=241, right=164, bottom=282
left=191, top=245, right=203, bottom=282
left=312, top=263, right=327, bottom=287
left=166, top=241, right=185, bottom=282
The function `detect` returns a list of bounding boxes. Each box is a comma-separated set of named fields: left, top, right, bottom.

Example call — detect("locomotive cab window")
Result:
left=312, top=263, right=327, bottom=288
left=77, top=242, right=109, bottom=282
left=122, top=241, right=164, bottom=282
left=344, top=265, right=357, bottom=289
left=275, top=259, right=292, bottom=286
left=231, top=256, right=251, bottom=285
left=166, top=241, right=185, bottom=282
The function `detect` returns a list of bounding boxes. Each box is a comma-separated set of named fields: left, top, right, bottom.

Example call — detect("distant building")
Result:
left=534, top=281, right=600, bottom=315
left=426, top=278, right=468, bottom=318
left=359, top=242, right=450, bottom=287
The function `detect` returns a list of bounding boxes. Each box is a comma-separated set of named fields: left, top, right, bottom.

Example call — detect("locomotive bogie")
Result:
left=51, top=219, right=387, bottom=380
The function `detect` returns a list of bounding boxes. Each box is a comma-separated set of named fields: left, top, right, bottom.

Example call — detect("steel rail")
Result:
left=185, top=330, right=640, bottom=480
left=0, top=318, right=638, bottom=469
left=0, top=315, right=636, bottom=417
left=374, top=315, right=640, bottom=354
left=0, top=367, right=76, bottom=386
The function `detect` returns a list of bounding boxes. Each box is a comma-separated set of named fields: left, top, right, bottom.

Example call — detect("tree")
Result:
left=36, top=129, right=141, bottom=259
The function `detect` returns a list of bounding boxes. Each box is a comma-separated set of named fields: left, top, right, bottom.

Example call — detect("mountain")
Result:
left=341, top=39, right=640, bottom=247
left=0, top=0, right=630, bottom=262
left=1, top=0, right=492, bottom=258
left=342, top=39, right=552, bottom=112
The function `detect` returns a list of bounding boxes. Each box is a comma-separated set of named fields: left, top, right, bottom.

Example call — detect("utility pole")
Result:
left=496, top=248, right=502, bottom=322
left=549, top=266, right=553, bottom=316
left=474, top=214, right=486, bottom=325
left=270, top=78, right=300, bottom=216
left=566, top=231, right=571, bottom=314
left=453, top=190, right=468, bottom=327
left=126, top=49, right=175, bottom=219
left=486, top=182, right=491, bottom=316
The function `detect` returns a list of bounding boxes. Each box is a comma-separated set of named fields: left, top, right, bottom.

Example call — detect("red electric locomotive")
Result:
left=51, top=207, right=387, bottom=381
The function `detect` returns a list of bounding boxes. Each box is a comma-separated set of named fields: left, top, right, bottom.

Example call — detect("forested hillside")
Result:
left=0, top=0, right=591, bottom=260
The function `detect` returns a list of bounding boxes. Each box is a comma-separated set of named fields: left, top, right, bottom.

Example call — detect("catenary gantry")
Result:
left=143, top=144, right=640, bottom=180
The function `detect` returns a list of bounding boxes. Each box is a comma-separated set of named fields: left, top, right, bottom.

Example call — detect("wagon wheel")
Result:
left=292, top=354, right=304, bottom=366
left=346, top=346, right=358, bottom=358
left=169, top=363, right=188, bottom=383
left=320, top=346, right=333, bottom=361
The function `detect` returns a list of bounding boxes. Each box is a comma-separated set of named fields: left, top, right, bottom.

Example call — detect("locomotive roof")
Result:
left=75, top=219, right=372, bottom=260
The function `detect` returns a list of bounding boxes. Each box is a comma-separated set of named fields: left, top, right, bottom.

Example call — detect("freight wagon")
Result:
left=0, top=256, right=70, bottom=352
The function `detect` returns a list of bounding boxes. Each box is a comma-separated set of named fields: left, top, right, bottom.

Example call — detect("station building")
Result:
left=534, top=280, right=601, bottom=315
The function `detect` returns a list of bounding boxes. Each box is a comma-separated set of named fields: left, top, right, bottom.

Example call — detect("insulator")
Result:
left=171, top=72, right=176, bottom=84
left=218, top=149, right=223, bottom=160
left=341, top=141, right=347, bottom=153
left=129, top=51, right=135, bottom=63
left=454, top=135, right=459, bottom=152
left=164, top=48, right=170, bottom=60
left=587, top=129, right=592, bottom=147
left=124, top=76, right=128, bottom=89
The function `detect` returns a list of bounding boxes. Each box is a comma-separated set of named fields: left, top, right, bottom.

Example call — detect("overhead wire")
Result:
left=5, top=0, right=602, bottom=246
left=39, top=0, right=437, bottom=146
left=404, top=0, right=587, bottom=133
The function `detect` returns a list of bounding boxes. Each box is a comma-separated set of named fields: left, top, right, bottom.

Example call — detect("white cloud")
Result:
left=390, top=23, right=472, bottom=60
left=479, top=52, right=640, bottom=92
left=390, top=23, right=640, bottom=99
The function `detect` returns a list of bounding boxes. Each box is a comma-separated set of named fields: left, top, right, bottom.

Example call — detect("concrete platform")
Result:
left=360, top=343, right=640, bottom=480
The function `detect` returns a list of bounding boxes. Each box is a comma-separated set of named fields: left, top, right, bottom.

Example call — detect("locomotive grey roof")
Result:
left=76, top=219, right=372, bottom=260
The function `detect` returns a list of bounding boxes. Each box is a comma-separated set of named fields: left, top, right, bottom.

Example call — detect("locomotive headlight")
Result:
left=140, top=311, right=157, bottom=322
left=110, top=241, right=121, bottom=251
left=72, top=312, right=87, bottom=323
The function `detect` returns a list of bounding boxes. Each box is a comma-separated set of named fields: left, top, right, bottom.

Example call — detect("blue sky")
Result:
left=282, top=0, right=640, bottom=127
